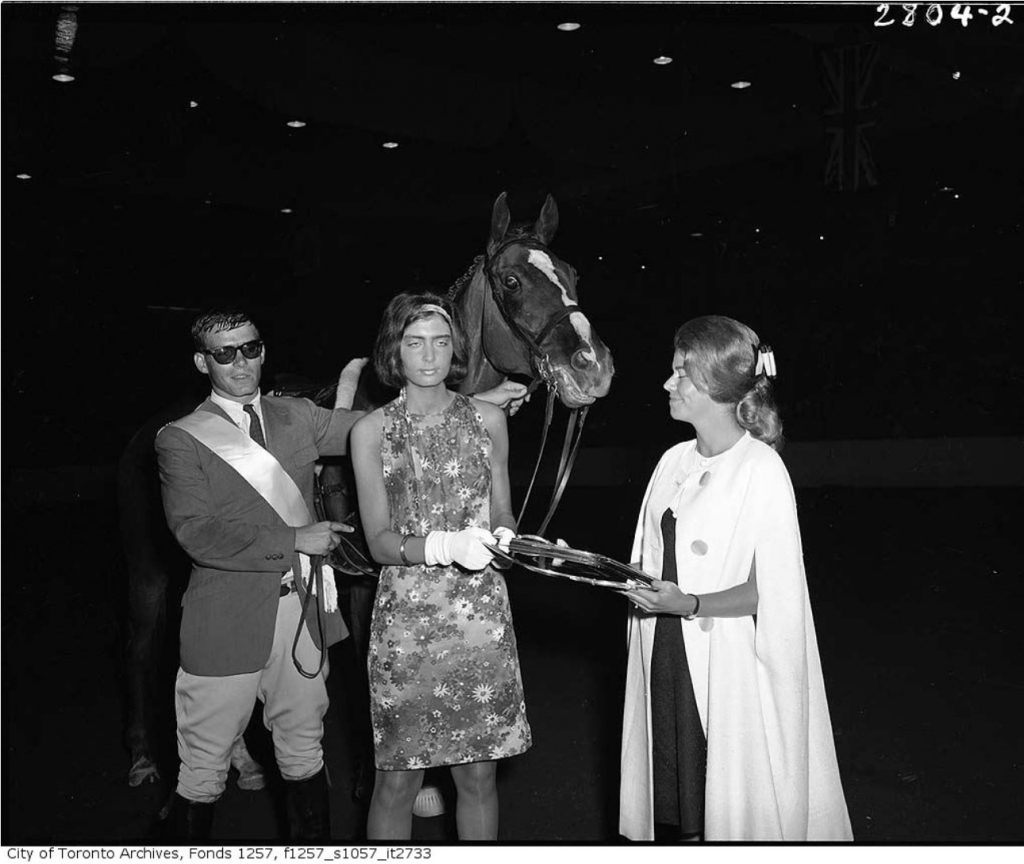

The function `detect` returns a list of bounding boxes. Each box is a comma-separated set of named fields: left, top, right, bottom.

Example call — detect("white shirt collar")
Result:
left=209, top=389, right=262, bottom=426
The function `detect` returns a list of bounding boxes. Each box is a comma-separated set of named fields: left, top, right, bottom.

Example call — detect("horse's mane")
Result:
left=446, top=225, right=540, bottom=304
left=446, top=254, right=485, bottom=304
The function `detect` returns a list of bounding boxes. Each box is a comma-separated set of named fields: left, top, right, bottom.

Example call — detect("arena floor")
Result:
left=2, top=485, right=1021, bottom=844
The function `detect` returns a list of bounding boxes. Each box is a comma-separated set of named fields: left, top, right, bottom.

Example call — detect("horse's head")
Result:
left=479, top=192, right=614, bottom=408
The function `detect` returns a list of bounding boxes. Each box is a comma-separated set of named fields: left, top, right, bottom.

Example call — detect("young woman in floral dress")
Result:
left=350, top=291, right=532, bottom=841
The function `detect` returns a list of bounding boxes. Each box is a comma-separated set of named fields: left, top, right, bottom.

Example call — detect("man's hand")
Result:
left=295, top=521, right=354, bottom=556
left=335, top=357, right=370, bottom=409
left=474, top=379, right=530, bottom=416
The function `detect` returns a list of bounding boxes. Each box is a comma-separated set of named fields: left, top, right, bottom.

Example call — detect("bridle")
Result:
left=480, top=235, right=590, bottom=536
left=482, top=236, right=581, bottom=379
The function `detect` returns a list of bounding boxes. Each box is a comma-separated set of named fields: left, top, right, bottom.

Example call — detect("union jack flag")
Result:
left=820, top=42, right=880, bottom=192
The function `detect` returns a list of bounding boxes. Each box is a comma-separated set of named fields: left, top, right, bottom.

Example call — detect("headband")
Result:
left=417, top=303, right=452, bottom=325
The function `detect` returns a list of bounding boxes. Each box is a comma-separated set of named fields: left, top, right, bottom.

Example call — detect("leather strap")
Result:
left=479, top=238, right=590, bottom=536
left=536, top=405, right=589, bottom=537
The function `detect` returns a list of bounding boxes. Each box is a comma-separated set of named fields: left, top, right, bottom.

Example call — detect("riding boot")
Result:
left=285, top=768, right=331, bottom=842
left=167, top=793, right=215, bottom=842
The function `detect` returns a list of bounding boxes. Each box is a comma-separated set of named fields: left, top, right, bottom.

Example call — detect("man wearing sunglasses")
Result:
left=155, top=307, right=369, bottom=842
left=156, top=307, right=528, bottom=842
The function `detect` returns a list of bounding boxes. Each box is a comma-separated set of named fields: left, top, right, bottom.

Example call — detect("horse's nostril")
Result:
left=571, top=350, right=594, bottom=371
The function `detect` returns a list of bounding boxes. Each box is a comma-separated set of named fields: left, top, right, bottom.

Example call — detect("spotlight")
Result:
left=653, top=56, right=673, bottom=66
left=52, top=5, right=78, bottom=83
left=16, top=173, right=32, bottom=180
left=286, top=120, right=307, bottom=128
left=952, top=70, right=961, bottom=80
left=189, top=100, right=199, bottom=109
left=731, top=81, right=752, bottom=89
left=557, top=23, right=581, bottom=32
left=382, top=141, right=399, bottom=149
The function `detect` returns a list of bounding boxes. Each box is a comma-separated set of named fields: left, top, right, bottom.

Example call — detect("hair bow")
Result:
left=754, top=344, right=777, bottom=379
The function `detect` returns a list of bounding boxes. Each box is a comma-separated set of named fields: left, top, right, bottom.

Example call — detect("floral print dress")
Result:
left=368, top=390, right=532, bottom=770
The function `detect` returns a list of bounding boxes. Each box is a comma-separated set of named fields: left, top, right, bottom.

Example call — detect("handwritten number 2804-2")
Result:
left=875, top=4, right=1015, bottom=27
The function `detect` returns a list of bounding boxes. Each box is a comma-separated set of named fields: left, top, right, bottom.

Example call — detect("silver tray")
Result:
left=487, top=534, right=653, bottom=591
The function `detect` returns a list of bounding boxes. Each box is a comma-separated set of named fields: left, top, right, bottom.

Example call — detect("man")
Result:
left=157, top=307, right=526, bottom=841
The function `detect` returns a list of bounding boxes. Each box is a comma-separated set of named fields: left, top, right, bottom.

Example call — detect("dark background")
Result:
left=4, top=1, right=1022, bottom=461
left=2, top=1, right=1023, bottom=846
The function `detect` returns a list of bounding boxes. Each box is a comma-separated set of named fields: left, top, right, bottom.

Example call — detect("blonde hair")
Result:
left=673, top=315, right=784, bottom=450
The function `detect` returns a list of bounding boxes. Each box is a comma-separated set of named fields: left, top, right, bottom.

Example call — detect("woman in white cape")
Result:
left=620, top=316, right=852, bottom=841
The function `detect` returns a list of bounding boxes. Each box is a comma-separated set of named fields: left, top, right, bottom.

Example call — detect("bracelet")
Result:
left=399, top=535, right=414, bottom=567
left=682, top=593, right=701, bottom=620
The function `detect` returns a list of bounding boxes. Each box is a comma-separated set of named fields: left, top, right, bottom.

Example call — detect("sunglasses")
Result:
left=201, top=339, right=264, bottom=365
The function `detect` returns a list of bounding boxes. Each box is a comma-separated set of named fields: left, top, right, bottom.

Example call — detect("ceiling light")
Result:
left=280, top=208, right=293, bottom=214
left=653, top=56, right=673, bottom=66
left=952, top=70, right=961, bottom=80
left=731, top=80, right=752, bottom=89
left=557, top=22, right=581, bottom=32
left=16, top=173, right=31, bottom=180
left=52, top=6, right=78, bottom=84
left=189, top=100, right=199, bottom=109
left=286, top=120, right=306, bottom=128
left=953, top=193, right=960, bottom=199
left=382, top=141, right=399, bottom=149
left=597, top=255, right=603, bottom=261
left=939, top=186, right=954, bottom=193
left=690, top=232, right=704, bottom=238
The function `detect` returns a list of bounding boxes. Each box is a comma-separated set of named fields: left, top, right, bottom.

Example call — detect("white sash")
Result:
left=171, top=409, right=338, bottom=612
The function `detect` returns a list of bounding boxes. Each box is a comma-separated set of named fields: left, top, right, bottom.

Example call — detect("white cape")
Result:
left=619, top=434, right=852, bottom=841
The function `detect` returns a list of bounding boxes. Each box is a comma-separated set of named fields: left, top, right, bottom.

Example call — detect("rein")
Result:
left=479, top=237, right=590, bottom=535
left=291, top=554, right=328, bottom=679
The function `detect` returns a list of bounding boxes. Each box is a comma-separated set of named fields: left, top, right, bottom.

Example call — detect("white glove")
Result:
left=492, top=526, right=515, bottom=554
left=424, top=528, right=496, bottom=570
left=553, top=537, right=569, bottom=568
left=491, top=526, right=516, bottom=570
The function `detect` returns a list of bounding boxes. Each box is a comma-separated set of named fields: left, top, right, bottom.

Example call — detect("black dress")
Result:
left=650, top=508, right=707, bottom=836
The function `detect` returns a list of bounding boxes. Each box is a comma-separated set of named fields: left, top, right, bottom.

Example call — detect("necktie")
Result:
left=243, top=404, right=266, bottom=448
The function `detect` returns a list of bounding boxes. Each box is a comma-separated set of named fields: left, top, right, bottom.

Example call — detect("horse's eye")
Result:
left=504, top=275, right=520, bottom=290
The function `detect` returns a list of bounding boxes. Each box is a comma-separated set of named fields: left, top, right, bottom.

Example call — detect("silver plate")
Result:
left=487, top=534, right=653, bottom=591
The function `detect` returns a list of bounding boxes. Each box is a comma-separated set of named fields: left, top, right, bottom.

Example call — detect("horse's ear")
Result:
left=489, top=191, right=511, bottom=251
left=534, top=194, right=559, bottom=245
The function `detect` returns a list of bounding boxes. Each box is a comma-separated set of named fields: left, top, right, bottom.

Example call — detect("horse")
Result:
left=120, top=191, right=614, bottom=812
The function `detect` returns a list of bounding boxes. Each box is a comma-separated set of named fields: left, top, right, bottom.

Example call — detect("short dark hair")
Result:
left=373, top=291, right=468, bottom=389
left=191, top=308, right=258, bottom=351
